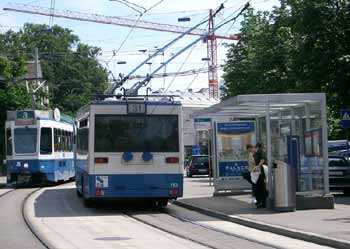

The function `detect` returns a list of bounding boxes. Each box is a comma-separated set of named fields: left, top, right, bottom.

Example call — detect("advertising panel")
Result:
left=214, top=121, right=256, bottom=192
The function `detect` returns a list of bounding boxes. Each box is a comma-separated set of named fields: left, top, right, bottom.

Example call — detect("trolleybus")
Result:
left=75, top=95, right=183, bottom=207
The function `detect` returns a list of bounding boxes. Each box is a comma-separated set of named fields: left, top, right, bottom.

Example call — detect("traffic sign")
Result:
left=341, top=109, right=350, bottom=129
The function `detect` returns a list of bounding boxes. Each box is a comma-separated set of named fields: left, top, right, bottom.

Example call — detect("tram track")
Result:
left=123, top=209, right=216, bottom=249
left=14, top=183, right=331, bottom=249
left=0, top=182, right=70, bottom=249
left=0, top=188, right=15, bottom=198
left=21, top=187, right=51, bottom=249
left=122, top=203, right=275, bottom=249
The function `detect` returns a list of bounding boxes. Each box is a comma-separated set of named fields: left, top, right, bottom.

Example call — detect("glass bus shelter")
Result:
left=192, top=93, right=332, bottom=205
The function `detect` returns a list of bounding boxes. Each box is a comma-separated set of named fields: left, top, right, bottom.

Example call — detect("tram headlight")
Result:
left=23, top=163, right=29, bottom=169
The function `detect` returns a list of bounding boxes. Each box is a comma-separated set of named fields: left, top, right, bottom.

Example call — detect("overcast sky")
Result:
left=0, top=0, right=280, bottom=94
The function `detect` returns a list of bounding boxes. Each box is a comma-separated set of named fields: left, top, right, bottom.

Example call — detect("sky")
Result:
left=0, top=0, right=280, bottom=94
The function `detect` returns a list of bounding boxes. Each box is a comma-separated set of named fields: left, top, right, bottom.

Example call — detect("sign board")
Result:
left=194, top=117, right=211, bottom=130
left=192, top=145, right=201, bottom=155
left=127, top=103, right=146, bottom=114
left=15, top=110, right=35, bottom=125
left=341, top=109, right=350, bottom=129
left=214, top=121, right=256, bottom=192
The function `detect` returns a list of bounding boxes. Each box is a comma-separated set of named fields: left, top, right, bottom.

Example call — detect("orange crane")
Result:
left=3, top=2, right=239, bottom=99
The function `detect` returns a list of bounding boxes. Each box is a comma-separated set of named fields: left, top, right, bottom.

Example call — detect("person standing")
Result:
left=244, top=144, right=256, bottom=184
left=253, top=143, right=268, bottom=208
left=243, top=144, right=257, bottom=204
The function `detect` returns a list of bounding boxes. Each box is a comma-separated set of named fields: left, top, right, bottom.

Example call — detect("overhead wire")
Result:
left=111, top=0, right=146, bottom=15
left=164, top=42, right=198, bottom=92
left=183, top=1, right=249, bottom=92
left=106, top=0, right=167, bottom=67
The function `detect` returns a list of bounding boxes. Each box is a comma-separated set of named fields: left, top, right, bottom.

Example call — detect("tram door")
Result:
left=287, top=135, right=300, bottom=191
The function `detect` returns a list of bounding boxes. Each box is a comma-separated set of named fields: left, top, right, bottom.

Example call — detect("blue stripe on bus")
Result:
left=79, top=173, right=183, bottom=198
left=6, top=158, right=75, bottom=182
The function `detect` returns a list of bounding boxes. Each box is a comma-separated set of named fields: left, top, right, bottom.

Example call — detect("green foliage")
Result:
left=223, top=0, right=350, bottom=139
left=0, top=23, right=109, bottom=162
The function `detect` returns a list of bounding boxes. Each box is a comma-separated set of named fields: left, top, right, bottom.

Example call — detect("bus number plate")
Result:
left=127, top=103, right=146, bottom=114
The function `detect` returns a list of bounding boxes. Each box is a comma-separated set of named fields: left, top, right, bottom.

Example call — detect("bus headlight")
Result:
left=23, top=163, right=29, bottom=169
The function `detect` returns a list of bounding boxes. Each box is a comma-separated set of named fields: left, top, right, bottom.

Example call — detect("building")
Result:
left=152, top=88, right=219, bottom=155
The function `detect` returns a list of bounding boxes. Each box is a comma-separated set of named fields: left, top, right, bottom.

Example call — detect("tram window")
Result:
left=63, top=130, right=67, bottom=151
left=40, top=128, right=52, bottom=155
left=69, top=131, right=73, bottom=152
left=77, top=128, right=88, bottom=155
left=14, top=127, right=37, bottom=154
left=6, top=128, right=12, bottom=156
left=59, top=129, right=63, bottom=151
left=79, top=119, right=88, bottom=128
left=54, top=128, right=59, bottom=151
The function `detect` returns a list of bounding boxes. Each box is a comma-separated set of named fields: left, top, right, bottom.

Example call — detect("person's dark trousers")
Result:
left=253, top=175, right=268, bottom=207
left=242, top=171, right=253, bottom=184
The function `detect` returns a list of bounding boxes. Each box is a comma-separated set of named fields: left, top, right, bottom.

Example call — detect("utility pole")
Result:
left=26, top=47, right=49, bottom=108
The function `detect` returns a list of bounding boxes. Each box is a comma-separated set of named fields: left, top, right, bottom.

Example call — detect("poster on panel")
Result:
left=214, top=121, right=256, bottom=192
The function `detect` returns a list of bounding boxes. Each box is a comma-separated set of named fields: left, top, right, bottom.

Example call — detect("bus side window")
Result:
left=6, top=128, right=12, bottom=156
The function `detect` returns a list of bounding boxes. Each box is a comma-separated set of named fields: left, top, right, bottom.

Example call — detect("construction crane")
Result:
left=126, top=3, right=248, bottom=96
left=3, top=2, right=239, bottom=99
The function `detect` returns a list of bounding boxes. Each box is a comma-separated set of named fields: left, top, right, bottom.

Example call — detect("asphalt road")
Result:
left=26, top=182, right=334, bottom=249
left=0, top=177, right=344, bottom=249
left=0, top=188, right=46, bottom=249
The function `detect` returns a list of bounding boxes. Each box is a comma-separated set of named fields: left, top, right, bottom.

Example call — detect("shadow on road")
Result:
left=34, top=187, right=175, bottom=218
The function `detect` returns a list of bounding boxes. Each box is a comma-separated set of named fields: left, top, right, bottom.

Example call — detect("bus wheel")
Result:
left=83, top=198, right=95, bottom=208
left=76, top=189, right=82, bottom=197
left=156, top=199, right=168, bottom=208
left=77, top=176, right=83, bottom=198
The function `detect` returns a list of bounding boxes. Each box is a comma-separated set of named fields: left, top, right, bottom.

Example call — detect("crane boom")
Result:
left=4, top=3, right=210, bottom=36
left=4, top=2, right=240, bottom=99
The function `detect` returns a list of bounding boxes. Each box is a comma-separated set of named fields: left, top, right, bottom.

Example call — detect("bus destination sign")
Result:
left=15, top=111, right=35, bottom=125
left=127, top=103, right=146, bottom=114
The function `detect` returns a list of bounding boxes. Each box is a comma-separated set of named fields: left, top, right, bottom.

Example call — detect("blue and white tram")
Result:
left=75, top=96, right=184, bottom=206
left=5, top=109, right=75, bottom=184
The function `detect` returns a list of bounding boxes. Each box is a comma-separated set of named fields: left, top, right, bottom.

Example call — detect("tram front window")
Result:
left=95, top=115, right=179, bottom=152
left=14, top=127, right=37, bottom=154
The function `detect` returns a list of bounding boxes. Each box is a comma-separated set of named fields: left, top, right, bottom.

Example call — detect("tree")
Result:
left=0, top=23, right=109, bottom=165
left=16, top=23, right=108, bottom=114
left=222, top=0, right=350, bottom=139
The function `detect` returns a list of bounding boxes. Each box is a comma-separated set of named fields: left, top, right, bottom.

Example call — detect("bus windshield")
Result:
left=95, top=115, right=179, bottom=152
left=14, top=127, right=37, bottom=154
